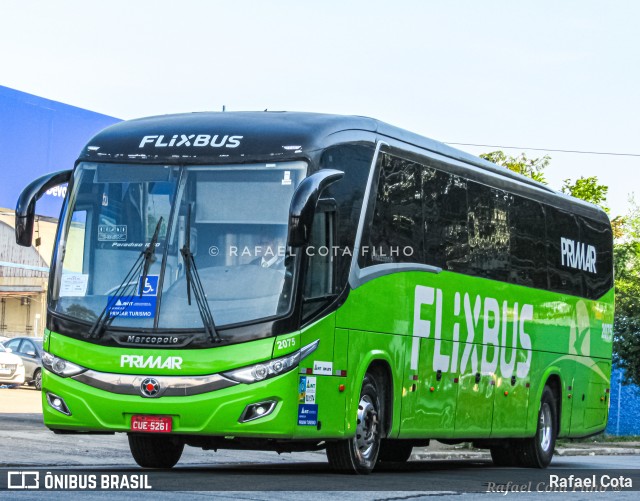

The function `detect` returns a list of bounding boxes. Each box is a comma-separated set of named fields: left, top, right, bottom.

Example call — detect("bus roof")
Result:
left=78, top=111, right=609, bottom=224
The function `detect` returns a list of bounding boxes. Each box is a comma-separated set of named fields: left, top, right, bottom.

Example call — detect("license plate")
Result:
left=130, top=415, right=172, bottom=433
left=0, top=369, right=10, bottom=375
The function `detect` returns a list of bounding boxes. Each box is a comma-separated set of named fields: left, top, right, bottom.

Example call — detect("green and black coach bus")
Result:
left=15, top=112, right=614, bottom=473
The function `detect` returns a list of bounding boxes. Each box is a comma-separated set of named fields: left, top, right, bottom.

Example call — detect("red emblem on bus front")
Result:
left=140, top=377, right=160, bottom=397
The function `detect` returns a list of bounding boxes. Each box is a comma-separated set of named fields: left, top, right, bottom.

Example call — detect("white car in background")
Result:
left=0, top=343, right=25, bottom=387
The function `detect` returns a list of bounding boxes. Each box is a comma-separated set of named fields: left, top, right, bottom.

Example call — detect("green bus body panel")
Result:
left=43, top=314, right=349, bottom=439
left=335, top=270, right=613, bottom=439
left=43, top=270, right=613, bottom=440
left=48, top=332, right=276, bottom=375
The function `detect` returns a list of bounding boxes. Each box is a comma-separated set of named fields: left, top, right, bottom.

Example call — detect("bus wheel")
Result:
left=326, top=373, right=382, bottom=474
left=128, top=434, right=184, bottom=468
left=516, top=386, right=557, bottom=468
left=378, top=440, right=413, bottom=463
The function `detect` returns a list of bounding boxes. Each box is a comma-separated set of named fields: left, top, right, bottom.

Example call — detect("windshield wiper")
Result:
left=180, top=206, right=221, bottom=343
left=85, top=217, right=163, bottom=339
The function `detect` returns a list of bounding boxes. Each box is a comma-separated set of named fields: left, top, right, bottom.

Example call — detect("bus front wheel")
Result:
left=128, top=434, right=184, bottom=468
left=326, top=373, right=382, bottom=474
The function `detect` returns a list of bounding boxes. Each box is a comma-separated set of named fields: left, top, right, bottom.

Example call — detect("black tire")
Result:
left=326, top=373, right=382, bottom=474
left=33, top=369, right=42, bottom=391
left=128, top=434, right=184, bottom=468
left=514, top=386, right=558, bottom=468
left=378, top=440, right=413, bottom=463
left=490, top=443, right=518, bottom=467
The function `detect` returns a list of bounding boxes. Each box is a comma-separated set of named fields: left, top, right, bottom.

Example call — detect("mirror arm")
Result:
left=15, top=169, right=72, bottom=247
left=288, top=169, right=344, bottom=247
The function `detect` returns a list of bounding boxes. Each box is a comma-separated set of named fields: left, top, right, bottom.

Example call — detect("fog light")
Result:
left=46, top=392, right=72, bottom=416
left=239, top=400, right=277, bottom=423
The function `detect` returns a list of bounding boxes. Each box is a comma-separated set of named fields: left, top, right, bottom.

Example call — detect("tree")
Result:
left=480, top=150, right=550, bottom=185
left=561, top=176, right=609, bottom=213
left=482, top=150, right=639, bottom=386
left=611, top=199, right=640, bottom=387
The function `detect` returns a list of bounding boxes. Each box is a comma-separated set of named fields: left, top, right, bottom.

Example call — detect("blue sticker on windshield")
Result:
left=297, top=404, right=318, bottom=426
left=107, top=296, right=157, bottom=318
left=139, top=275, right=159, bottom=296
left=107, top=275, right=159, bottom=318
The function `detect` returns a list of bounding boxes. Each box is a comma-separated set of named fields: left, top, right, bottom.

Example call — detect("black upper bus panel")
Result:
left=78, top=112, right=378, bottom=165
left=78, top=111, right=609, bottom=225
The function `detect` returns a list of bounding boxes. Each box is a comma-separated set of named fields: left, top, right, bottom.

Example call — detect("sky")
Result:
left=1, top=0, right=639, bottom=217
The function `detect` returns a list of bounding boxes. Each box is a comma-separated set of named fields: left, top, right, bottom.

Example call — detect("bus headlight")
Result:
left=223, top=339, right=319, bottom=384
left=42, top=352, right=87, bottom=377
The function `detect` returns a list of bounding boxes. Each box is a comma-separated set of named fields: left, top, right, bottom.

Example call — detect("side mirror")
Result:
left=288, top=169, right=343, bottom=247
left=15, top=170, right=72, bottom=247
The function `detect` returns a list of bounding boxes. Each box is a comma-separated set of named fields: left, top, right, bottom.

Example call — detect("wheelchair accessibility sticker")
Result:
left=107, top=275, right=158, bottom=318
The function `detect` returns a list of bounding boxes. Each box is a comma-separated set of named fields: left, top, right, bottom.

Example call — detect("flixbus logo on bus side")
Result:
left=412, top=286, right=532, bottom=378
left=138, top=134, right=243, bottom=149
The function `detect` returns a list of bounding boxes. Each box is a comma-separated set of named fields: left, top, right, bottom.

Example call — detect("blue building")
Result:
left=0, top=85, right=120, bottom=217
left=606, top=367, right=640, bottom=436
left=0, top=86, right=119, bottom=336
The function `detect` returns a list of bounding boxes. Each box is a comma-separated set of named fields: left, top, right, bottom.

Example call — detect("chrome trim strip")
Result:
left=299, top=339, right=319, bottom=361
left=356, top=263, right=442, bottom=287
left=72, top=370, right=238, bottom=397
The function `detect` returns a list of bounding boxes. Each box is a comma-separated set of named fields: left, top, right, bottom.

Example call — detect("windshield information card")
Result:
left=107, top=276, right=158, bottom=318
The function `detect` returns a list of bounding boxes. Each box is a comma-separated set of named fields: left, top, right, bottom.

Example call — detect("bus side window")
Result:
left=580, top=216, right=613, bottom=299
left=466, top=182, right=511, bottom=281
left=302, top=209, right=336, bottom=320
left=423, top=167, right=469, bottom=272
left=361, top=153, right=423, bottom=267
left=546, top=207, right=583, bottom=297
left=509, top=195, right=547, bottom=288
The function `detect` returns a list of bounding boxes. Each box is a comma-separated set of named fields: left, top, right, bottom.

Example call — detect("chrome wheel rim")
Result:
left=355, top=394, right=379, bottom=459
left=539, top=402, right=552, bottom=452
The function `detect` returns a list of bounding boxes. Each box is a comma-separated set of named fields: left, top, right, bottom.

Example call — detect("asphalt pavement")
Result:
left=1, top=387, right=639, bottom=499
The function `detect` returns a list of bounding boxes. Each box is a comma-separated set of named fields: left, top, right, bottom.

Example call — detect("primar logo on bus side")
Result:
left=561, top=237, right=597, bottom=273
left=412, top=286, right=532, bottom=378
left=138, top=134, right=243, bottom=149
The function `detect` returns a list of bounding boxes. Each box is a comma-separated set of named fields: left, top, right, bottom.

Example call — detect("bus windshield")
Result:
left=51, top=161, right=307, bottom=334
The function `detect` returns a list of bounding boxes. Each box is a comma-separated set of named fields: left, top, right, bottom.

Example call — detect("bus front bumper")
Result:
left=41, top=368, right=346, bottom=439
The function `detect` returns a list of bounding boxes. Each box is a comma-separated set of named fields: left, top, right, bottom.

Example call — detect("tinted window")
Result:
left=361, top=153, right=423, bottom=267
left=580, top=216, right=613, bottom=299
left=321, top=144, right=375, bottom=289
left=423, top=167, right=469, bottom=271
left=466, top=182, right=510, bottom=281
left=303, top=211, right=336, bottom=320
left=510, top=196, right=547, bottom=288
left=546, top=208, right=583, bottom=296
